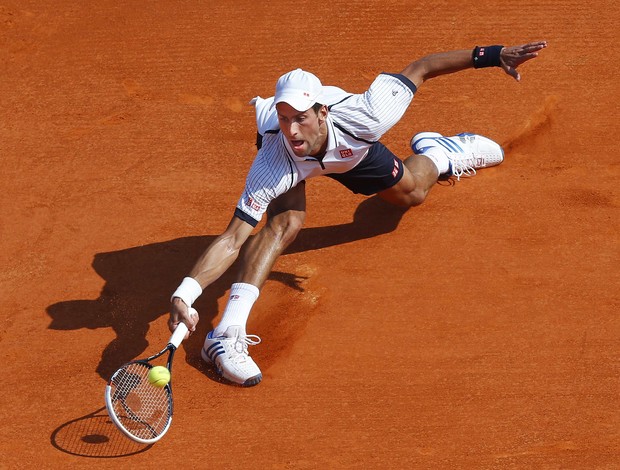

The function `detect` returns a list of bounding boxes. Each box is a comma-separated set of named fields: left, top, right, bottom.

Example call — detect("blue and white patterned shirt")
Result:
left=236, top=73, right=417, bottom=226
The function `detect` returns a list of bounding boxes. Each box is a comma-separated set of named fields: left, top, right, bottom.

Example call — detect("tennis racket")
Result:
left=104, top=309, right=196, bottom=444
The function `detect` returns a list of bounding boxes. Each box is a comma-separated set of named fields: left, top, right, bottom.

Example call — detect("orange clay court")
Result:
left=1, top=1, right=618, bottom=468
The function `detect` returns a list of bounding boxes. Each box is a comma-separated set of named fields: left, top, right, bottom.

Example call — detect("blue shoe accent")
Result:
left=206, top=343, right=225, bottom=361
left=439, top=137, right=463, bottom=153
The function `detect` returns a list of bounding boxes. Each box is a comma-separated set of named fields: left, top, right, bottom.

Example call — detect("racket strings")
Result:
left=109, top=363, right=172, bottom=440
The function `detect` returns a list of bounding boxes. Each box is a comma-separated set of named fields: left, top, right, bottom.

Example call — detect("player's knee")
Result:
left=407, top=190, right=427, bottom=207
left=380, top=188, right=427, bottom=208
left=268, top=210, right=305, bottom=247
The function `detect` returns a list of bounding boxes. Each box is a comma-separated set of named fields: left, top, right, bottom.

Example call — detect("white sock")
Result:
left=213, top=283, right=260, bottom=336
left=419, top=147, right=450, bottom=175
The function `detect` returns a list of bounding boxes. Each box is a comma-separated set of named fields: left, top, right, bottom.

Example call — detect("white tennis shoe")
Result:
left=201, top=326, right=262, bottom=387
left=411, top=132, right=504, bottom=180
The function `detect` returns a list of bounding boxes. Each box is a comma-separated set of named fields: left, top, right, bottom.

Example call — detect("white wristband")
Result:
left=171, top=277, right=203, bottom=308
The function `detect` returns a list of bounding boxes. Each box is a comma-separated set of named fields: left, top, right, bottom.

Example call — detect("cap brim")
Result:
left=272, top=90, right=323, bottom=112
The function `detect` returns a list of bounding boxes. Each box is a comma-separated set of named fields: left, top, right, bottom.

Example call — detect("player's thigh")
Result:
left=266, top=181, right=307, bottom=222
left=377, top=166, right=416, bottom=207
left=263, top=182, right=306, bottom=247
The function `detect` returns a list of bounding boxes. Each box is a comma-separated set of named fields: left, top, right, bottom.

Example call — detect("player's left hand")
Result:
left=501, top=41, right=548, bottom=81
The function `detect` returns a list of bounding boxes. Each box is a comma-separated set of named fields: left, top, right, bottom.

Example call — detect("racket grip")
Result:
left=168, top=307, right=197, bottom=349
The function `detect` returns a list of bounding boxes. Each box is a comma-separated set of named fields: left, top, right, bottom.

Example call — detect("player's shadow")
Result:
left=46, top=196, right=406, bottom=380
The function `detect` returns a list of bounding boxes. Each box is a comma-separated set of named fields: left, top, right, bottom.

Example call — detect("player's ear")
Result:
left=317, top=104, right=328, bottom=124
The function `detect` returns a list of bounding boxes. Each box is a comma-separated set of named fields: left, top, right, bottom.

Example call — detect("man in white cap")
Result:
left=169, top=41, right=547, bottom=386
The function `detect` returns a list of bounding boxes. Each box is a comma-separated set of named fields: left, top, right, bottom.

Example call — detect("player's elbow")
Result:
left=400, top=58, right=431, bottom=87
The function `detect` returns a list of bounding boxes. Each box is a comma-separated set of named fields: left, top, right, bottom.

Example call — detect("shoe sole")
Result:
left=201, top=347, right=263, bottom=387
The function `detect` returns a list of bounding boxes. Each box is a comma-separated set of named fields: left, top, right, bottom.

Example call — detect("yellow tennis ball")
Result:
left=148, top=366, right=170, bottom=388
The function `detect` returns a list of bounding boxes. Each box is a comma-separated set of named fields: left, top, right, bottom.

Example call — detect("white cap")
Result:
left=273, top=68, right=323, bottom=112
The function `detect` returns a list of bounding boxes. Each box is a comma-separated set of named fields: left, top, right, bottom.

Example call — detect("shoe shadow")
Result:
left=46, top=196, right=406, bottom=381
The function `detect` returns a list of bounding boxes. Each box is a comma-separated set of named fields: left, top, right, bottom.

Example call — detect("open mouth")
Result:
left=291, top=140, right=304, bottom=149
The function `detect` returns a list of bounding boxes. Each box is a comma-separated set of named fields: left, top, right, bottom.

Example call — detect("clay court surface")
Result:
left=1, top=1, right=618, bottom=468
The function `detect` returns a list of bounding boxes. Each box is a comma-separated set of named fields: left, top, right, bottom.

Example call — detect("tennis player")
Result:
left=169, top=41, right=547, bottom=386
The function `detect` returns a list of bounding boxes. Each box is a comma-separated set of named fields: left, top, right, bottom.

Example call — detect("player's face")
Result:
left=276, top=103, right=328, bottom=157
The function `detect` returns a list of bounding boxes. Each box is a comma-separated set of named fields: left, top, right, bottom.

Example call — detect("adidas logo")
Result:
left=203, top=339, right=225, bottom=362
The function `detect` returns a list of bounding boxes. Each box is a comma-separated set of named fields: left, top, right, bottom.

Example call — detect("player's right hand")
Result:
left=169, top=297, right=199, bottom=339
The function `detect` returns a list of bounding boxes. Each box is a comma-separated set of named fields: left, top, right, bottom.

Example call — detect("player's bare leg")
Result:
left=378, top=154, right=439, bottom=208
left=237, top=181, right=307, bottom=287
left=202, top=183, right=306, bottom=386
left=381, top=130, right=506, bottom=209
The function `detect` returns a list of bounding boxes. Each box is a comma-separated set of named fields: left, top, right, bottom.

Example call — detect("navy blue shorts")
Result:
left=326, top=142, right=404, bottom=195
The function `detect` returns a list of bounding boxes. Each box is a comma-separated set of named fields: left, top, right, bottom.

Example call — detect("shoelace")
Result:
left=450, top=156, right=477, bottom=180
left=230, top=334, right=261, bottom=362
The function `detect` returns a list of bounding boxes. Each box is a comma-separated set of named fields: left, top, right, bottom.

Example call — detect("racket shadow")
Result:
left=50, top=406, right=153, bottom=458
left=45, top=196, right=406, bottom=382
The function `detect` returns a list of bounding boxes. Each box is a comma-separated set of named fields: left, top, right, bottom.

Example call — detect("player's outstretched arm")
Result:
left=400, top=40, right=547, bottom=86
left=168, top=215, right=254, bottom=335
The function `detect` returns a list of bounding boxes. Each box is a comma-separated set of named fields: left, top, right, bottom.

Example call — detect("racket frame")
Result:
left=105, top=321, right=189, bottom=444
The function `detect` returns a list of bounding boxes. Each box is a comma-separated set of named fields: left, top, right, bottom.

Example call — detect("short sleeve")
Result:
left=235, top=134, right=299, bottom=225
left=328, top=74, right=416, bottom=142
left=250, top=96, right=279, bottom=135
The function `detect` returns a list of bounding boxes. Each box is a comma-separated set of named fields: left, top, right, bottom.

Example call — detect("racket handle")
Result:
left=168, top=307, right=197, bottom=349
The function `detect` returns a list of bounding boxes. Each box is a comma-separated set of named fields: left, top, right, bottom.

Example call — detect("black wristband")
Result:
left=472, top=45, right=504, bottom=68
